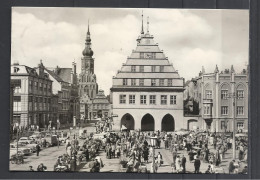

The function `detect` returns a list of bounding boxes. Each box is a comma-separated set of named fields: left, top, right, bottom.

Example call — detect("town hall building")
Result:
left=111, top=15, right=185, bottom=131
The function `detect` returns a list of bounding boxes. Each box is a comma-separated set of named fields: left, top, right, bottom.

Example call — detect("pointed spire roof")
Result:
left=231, top=65, right=235, bottom=73
left=82, top=21, right=93, bottom=57
left=87, top=19, right=90, bottom=35
left=214, top=65, right=219, bottom=73
left=141, top=11, right=144, bottom=34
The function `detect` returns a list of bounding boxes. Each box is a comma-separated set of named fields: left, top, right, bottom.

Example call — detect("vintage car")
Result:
left=24, top=141, right=39, bottom=153
left=18, top=137, right=34, bottom=144
left=42, top=134, right=59, bottom=147
left=29, top=132, right=42, bottom=140
left=10, top=143, right=31, bottom=156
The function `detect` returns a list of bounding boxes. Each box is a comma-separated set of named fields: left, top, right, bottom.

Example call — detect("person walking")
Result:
left=194, top=157, right=201, bottom=173
left=181, top=155, right=186, bottom=173
left=175, top=155, right=181, bottom=173
left=157, top=152, right=163, bottom=167
left=36, top=143, right=40, bottom=156
left=172, top=149, right=177, bottom=170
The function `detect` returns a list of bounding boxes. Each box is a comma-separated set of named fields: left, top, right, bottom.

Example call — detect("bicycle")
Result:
left=10, top=154, right=24, bottom=165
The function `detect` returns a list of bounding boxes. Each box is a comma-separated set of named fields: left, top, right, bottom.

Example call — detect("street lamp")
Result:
left=149, top=137, right=157, bottom=173
left=15, top=123, right=19, bottom=156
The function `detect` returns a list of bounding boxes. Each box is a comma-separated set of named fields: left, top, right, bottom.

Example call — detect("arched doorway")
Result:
left=161, top=114, right=175, bottom=132
left=121, top=113, right=135, bottom=130
left=187, top=119, right=198, bottom=130
left=141, top=114, right=155, bottom=131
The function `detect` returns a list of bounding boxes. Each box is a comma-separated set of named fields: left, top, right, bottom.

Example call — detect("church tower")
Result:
left=79, top=22, right=98, bottom=120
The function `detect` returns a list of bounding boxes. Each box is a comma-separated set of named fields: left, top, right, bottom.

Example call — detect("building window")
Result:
left=161, top=95, right=167, bottom=105
left=204, top=104, right=211, bottom=115
left=119, top=95, right=126, bottom=104
left=168, top=79, right=172, bottom=86
left=151, top=53, right=156, bottom=59
left=129, top=95, right=135, bottom=104
left=39, top=83, right=43, bottom=92
left=13, top=96, right=21, bottom=111
left=28, top=96, right=33, bottom=111
left=237, top=122, right=244, bottom=130
left=160, top=66, right=164, bottom=72
left=35, top=82, right=38, bottom=90
left=221, top=121, right=226, bottom=130
left=139, top=79, right=144, bottom=86
left=131, top=79, right=136, bottom=86
left=151, top=66, right=156, bottom=72
left=205, top=90, right=212, bottom=99
left=159, top=79, right=164, bottom=86
left=221, top=90, right=228, bottom=99
left=140, top=95, right=147, bottom=104
left=150, top=95, right=156, bottom=104
left=34, top=97, right=37, bottom=111
left=151, top=79, right=156, bottom=86
left=221, top=106, right=228, bottom=115
left=140, top=53, right=144, bottom=59
left=237, top=106, right=244, bottom=115
left=131, top=66, right=136, bottom=72
left=123, top=79, right=128, bottom=86
left=170, top=95, right=177, bottom=105
left=139, top=66, right=144, bottom=72
left=237, top=90, right=244, bottom=98
left=29, top=80, right=33, bottom=93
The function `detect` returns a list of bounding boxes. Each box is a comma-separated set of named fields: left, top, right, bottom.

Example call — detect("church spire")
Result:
left=87, top=19, right=90, bottom=35
left=82, top=21, right=93, bottom=57
left=141, top=11, right=144, bottom=34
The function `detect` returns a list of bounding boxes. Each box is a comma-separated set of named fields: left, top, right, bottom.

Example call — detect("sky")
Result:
left=11, top=8, right=249, bottom=95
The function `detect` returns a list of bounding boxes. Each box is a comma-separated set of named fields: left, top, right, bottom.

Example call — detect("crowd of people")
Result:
left=24, top=118, right=248, bottom=174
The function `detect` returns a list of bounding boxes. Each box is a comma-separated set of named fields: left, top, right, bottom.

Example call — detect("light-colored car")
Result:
left=18, top=137, right=34, bottom=144
left=24, top=141, right=39, bottom=153
left=29, top=132, right=42, bottom=140
left=10, top=143, right=31, bottom=156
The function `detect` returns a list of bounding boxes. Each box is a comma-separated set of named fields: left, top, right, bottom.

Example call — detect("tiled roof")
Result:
left=44, top=68, right=64, bottom=82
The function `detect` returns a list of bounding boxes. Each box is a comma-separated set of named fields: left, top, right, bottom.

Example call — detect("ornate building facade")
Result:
left=111, top=16, right=185, bottom=131
left=78, top=24, right=99, bottom=120
left=184, top=65, right=249, bottom=132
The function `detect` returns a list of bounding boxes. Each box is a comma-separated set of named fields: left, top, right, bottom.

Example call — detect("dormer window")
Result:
left=14, top=67, right=20, bottom=73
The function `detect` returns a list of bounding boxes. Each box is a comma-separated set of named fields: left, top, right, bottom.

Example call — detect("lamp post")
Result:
left=149, top=137, right=157, bottom=173
left=15, top=123, right=19, bottom=156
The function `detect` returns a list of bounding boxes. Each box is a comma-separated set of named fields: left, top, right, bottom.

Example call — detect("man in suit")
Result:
left=181, top=155, right=186, bottom=173
left=194, top=157, right=201, bottom=173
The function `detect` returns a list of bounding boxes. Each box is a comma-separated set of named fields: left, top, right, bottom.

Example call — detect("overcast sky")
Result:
left=11, top=8, right=249, bottom=95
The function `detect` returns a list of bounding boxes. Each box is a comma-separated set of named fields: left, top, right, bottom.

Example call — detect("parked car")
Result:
left=18, top=137, right=34, bottom=144
left=29, top=132, right=42, bottom=140
left=10, top=143, right=31, bottom=156
left=42, top=134, right=59, bottom=147
left=24, top=141, right=39, bottom=153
